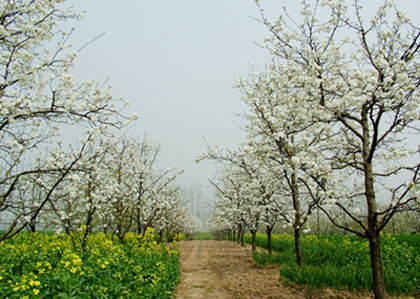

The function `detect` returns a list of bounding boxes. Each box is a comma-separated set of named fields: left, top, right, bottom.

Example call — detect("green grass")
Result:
left=246, top=232, right=420, bottom=296
left=392, top=233, right=420, bottom=248
left=191, top=232, right=215, bottom=240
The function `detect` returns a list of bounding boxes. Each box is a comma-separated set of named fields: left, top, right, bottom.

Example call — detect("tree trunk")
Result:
left=137, top=207, right=142, bottom=235
left=294, top=226, right=304, bottom=266
left=81, top=208, right=96, bottom=251
left=266, top=225, right=273, bottom=254
left=157, top=231, right=164, bottom=243
left=241, top=230, right=245, bottom=247
left=166, top=229, right=173, bottom=242
left=361, top=105, right=387, bottom=299
left=117, top=230, right=125, bottom=244
left=290, top=170, right=304, bottom=266
left=251, top=230, right=257, bottom=251
left=29, top=222, right=36, bottom=233
left=369, top=233, right=387, bottom=299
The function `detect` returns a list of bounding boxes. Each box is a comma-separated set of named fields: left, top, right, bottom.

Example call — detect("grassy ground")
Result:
left=191, top=232, right=215, bottom=240
left=247, top=232, right=420, bottom=296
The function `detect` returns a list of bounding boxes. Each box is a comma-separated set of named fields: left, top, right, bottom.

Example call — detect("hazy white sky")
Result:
left=62, top=0, right=419, bottom=192
left=64, top=0, right=283, bottom=190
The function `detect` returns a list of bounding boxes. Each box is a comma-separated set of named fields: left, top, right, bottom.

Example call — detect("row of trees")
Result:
left=199, top=1, right=420, bottom=298
left=0, top=0, right=201, bottom=246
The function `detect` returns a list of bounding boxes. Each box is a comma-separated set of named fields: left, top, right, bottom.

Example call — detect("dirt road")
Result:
left=173, top=240, right=231, bottom=299
left=174, top=240, right=312, bottom=299
left=173, top=240, right=415, bottom=299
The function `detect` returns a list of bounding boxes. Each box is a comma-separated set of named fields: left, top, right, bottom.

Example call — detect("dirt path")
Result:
left=174, top=240, right=312, bottom=299
left=174, top=240, right=230, bottom=298
left=173, top=240, right=416, bottom=299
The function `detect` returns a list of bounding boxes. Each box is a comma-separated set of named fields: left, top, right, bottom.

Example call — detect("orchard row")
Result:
left=0, top=1, right=201, bottom=243
left=197, top=1, right=420, bottom=299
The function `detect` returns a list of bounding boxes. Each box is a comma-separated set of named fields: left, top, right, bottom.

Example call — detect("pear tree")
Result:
left=0, top=0, right=133, bottom=241
left=246, top=1, right=420, bottom=297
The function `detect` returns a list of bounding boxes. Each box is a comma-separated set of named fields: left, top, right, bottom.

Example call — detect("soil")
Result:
left=173, top=240, right=417, bottom=299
